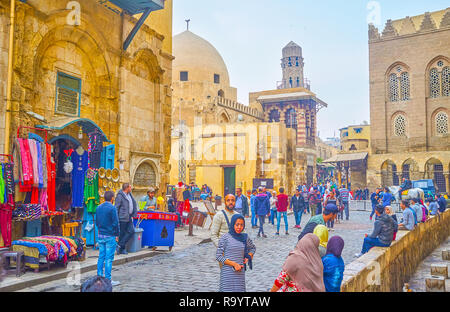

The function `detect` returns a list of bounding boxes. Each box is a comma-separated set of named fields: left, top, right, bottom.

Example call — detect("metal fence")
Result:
left=349, top=200, right=402, bottom=213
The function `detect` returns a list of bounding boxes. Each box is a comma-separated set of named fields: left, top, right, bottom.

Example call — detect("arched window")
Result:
left=134, top=162, right=156, bottom=187
left=389, top=73, right=399, bottom=102
left=393, top=114, right=407, bottom=137
left=387, top=65, right=410, bottom=102
left=400, top=72, right=410, bottom=101
left=349, top=144, right=357, bottom=151
left=218, top=89, right=224, bottom=97
left=289, top=77, right=293, bottom=88
left=430, top=68, right=441, bottom=98
left=296, top=77, right=300, bottom=87
left=436, top=111, right=449, bottom=135
left=428, top=59, right=450, bottom=98
left=442, top=67, right=450, bottom=97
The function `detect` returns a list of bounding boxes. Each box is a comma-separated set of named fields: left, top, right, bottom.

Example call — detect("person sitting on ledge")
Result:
left=354, top=204, right=397, bottom=258
left=398, top=200, right=417, bottom=231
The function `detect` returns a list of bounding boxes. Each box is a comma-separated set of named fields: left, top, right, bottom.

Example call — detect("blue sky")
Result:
left=173, top=0, right=449, bottom=139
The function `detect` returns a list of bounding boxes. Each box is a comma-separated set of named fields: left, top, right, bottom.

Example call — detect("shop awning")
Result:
left=322, top=152, right=368, bottom=163
left=36, top=117, right=111, bottom=143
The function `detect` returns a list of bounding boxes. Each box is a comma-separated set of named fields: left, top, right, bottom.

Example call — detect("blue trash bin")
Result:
left=133, top=212, right=177, bottom=250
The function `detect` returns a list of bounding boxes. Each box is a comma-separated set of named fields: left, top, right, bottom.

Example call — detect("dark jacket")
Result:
left=254, top=193, right=270, bottom=216
left=369, top=213, right=398, bottom=245
left=438, top=197, right=447, bottom=213
left=115, top=190, right=137, bottom=222
left=95, top=202, right=120, bottom=237
left=236, top=194, right=249, bottom=216
left=290, top=195, right=306, bottom=212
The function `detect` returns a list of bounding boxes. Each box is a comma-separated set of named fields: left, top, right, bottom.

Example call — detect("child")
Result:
left=322, top=236, right=345, bottom=292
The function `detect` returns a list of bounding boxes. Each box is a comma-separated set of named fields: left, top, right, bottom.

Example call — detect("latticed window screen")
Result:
left=285, top=109, right=297, bottom=129
left=394, top=115, right=407, bottom=137
left=442, top=67, right=450, bottom=97
left=55, top=72, right=81, bottom=116
left=392, top=164, right=399, bottom=186
left=436, top=112, right=449, bottom=135
left=430, top=68, right=441, bottom=98
left=400, top=72, right=410, bottom=101
left=402, top=164, right=410, bottom=180
left=389, top=74, right=399, bottom=102
left=134, top=163, right=156, bottom=187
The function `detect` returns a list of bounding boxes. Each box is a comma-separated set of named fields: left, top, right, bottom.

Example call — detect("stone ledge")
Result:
left=341, top=209, right=450, bottom=292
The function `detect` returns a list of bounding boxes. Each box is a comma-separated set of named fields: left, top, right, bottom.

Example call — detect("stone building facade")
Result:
left=367, top=8, right=450, bottom=193
left=0, top=0, right=173, bottom=199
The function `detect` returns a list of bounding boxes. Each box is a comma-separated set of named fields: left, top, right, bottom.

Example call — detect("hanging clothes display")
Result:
left=71, top=149, right=88, bottom=208
left=47, top=143, right=56, bottom=212
left=0, top=155, right=14, bottom=248
left=84, top=168, right=99, bottom=213
left=88, top=130, right=104, bottom=169
left=18, top=138, right=33, bottom=192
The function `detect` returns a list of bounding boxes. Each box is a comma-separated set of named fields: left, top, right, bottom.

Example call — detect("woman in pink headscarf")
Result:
left=270, top=233, right=325, bottom=292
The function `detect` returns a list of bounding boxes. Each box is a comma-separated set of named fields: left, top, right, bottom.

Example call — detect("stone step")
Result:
left=431, top=264, right=449, bottom=278
left=443, top=250, right=450, bottom=261
left=426, top=276, right=446, bottom=292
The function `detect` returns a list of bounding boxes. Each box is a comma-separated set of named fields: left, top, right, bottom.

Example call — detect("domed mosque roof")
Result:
left=173, top=30, right=231, bottom=86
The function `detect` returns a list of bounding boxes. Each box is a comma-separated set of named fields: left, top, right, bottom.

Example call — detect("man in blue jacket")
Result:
left=95, top=191, right=120, bottom=285
left=255, top=187, right=270, bottom=238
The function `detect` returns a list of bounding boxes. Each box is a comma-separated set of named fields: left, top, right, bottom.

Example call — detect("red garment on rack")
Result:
left=0, top=204, right=12, bottom=248
left=18, top=138, right=33, bottom=192
left=30, top=187, right=39, bottom=204
left=46, top=143, right=56, bottom=212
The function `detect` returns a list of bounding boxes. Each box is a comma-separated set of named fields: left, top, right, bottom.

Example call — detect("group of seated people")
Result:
left=270, top=206, right=345, bottom=292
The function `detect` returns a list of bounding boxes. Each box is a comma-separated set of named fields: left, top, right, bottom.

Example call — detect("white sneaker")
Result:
left=354, top=253, right=363, bottom=258
left=111, top=280, right=121, bottom=287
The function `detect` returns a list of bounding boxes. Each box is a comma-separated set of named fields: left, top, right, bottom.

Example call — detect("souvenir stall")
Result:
left=0, top=154, right=15, bottom=249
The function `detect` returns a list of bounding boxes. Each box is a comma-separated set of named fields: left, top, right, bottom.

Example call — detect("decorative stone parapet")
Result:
left=341, top=209, right=450, bottom=292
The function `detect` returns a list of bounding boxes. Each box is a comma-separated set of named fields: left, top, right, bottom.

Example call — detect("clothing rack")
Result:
left=17, top=126, right=48, bottom=143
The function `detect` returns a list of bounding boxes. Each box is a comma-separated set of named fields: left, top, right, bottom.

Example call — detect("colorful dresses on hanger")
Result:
left=71, top=150, right=88, bottom=208
left=47, top=143, right=56, bottom=212
left=84, top=168, right=99, bottom=213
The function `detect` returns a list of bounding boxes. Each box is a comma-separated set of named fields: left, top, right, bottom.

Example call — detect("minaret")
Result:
left=281, top=41, right=304, bottom=89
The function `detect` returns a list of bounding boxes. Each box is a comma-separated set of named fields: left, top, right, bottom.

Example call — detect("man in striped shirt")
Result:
left=338, top=185, right=351, bottom=221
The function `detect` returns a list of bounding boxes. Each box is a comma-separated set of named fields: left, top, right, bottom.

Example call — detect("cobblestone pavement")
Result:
left=407, top=236, right=450, bottom=292
left=20, top=211, right=375, bottom=292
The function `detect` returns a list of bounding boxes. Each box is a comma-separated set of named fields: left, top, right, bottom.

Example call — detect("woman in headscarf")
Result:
left=322, top=236, right=345, bottom=292
left=216, top=214, right=256, bottom=292
left=270, top=233, right=325, bottom=292
left=313, top=224, right=329, bottom=257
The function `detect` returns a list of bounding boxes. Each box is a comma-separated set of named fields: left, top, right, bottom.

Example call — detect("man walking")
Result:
left=275, top=187, right=289, bottom=235
left=290, top=188, right=306, bottom=229
left=254, top=187, right=270, bottom=238
left=235, top=188, right=249, bottom=217
left=210, top=194, right=239, bottom=248
left=370, top=188, right=382, bottom=221
left=250, top=189, right=258, bottom=228
left=115, top=183, right=137, bottom=255
left=338, top=185, right=350, bottom=221
left=95, top=191, right=120, bottom=286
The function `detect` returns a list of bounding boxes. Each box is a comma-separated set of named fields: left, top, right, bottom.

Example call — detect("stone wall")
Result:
left=341, top=208, right=450, bottom=292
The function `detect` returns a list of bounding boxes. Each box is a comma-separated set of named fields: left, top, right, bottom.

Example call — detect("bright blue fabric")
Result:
left=12, top=240, right=48, bottom=255
left=71, top=151, right=88, bottom=208
left=322, top=254, right=345, bottom=292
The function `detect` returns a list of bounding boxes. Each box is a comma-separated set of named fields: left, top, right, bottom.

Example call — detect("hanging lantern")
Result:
left=78, top=126, right=83, bottom=139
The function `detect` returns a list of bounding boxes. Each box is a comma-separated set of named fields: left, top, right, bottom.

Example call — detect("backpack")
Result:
left=407, top=207, right=417, bottom=226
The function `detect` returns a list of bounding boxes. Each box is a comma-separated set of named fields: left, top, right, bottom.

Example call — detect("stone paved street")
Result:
left=20, top=211, right=376, bottom=292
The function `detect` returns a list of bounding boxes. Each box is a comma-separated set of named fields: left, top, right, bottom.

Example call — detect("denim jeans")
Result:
left=258, top=215, right=266, bottom=235
left=97, top=235, right=117, bottom=280
left=370, top=204, right=376, bottom=218
left=315, top=202, right=322, bottom=215
left=251, top=206, right=258, bottom=227
left=269, top=208, right=277, bottom=225
left=293, top=209, right=303, bottom=226
left=327, top=219, right=334, bottom=228
left=361, top=237, right=390, bottom=254
left=305, top=202, right=310, bottom=213
left=276, top=211, right=288, bottom=233
left=342, top=201, right=349, bottom=220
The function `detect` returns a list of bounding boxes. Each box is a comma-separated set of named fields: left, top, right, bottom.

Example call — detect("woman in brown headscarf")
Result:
left=270, top=233, right=325, bottom=292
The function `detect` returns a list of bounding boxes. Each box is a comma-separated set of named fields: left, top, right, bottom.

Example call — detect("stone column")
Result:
left=444, top=173, right=449, bottom=194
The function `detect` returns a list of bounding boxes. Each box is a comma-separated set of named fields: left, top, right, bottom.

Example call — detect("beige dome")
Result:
left=173, top=30, right=230, bottom=86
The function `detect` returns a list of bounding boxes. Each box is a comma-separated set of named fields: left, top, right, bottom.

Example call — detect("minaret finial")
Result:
left=185, top=19, right=191, bottom=31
